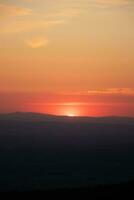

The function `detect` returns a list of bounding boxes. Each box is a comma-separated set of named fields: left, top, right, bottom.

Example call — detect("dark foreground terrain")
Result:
left=0, top=113, right=134, bottom=194
left=1, top=182, right=134, bottom=198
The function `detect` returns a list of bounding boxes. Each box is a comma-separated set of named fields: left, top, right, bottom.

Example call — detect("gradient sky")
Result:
left=0, top=0, right=134, bottom=116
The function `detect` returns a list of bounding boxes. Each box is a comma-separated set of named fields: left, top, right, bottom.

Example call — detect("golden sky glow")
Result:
left=0, top=0, right=134, bottom=116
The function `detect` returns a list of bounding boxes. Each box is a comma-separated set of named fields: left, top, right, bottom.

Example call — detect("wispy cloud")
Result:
left=74, top=88, right=134, bottom=96
left=0, top=3, right=80, bottom=34
left=0, top=4, right=32, bottom=17
left=26, top=36, right=49, bottom=48
left=0, top=19, right=64, bottom=34
left=0, top=3, right=80, bottom=47
left=58, top=88, right=134, bottom=97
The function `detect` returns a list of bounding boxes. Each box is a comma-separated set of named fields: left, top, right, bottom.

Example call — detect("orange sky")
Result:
left=0, top=0, right=134, bottom=116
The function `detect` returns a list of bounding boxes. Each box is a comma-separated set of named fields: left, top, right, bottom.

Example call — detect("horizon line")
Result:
left=0, top=111, right=134, bottom=119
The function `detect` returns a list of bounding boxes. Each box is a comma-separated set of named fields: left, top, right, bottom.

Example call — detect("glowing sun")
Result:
left=67, top=113, right=75, bottom=117
left=61, top=105, right=80, bottom=117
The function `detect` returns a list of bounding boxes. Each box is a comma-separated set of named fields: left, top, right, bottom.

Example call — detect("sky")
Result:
left=0, top=0, right=134, bottom=116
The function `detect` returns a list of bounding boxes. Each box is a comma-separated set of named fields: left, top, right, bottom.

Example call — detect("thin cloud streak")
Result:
left=58, top=88, right=134, bottom=96
left=0, top=19, right=64, bottom=34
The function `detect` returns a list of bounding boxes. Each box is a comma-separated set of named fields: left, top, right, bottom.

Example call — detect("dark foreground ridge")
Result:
left=0, top=112, right=134, bottom=193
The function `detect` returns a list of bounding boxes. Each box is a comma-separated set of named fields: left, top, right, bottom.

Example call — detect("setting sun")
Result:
left=60, top=106, right=81, bottom=117
left=67, top=113, right=75, bottom=117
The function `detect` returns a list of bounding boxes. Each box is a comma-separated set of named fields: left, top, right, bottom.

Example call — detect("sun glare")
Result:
left=67, top=113, right=75, bottom=117
left=59, top=104, right=81, bottom=117
left=65, top=110, right=78, bottom=117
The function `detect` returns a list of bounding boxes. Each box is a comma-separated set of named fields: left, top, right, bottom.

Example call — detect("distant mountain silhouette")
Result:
left=0, top=112, right=57, bottom=121
left=0, top=112, right=134, bottom=124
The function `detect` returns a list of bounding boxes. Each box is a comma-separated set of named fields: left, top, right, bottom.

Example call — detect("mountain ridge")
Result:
left=0, top=112, right=134, bottom=124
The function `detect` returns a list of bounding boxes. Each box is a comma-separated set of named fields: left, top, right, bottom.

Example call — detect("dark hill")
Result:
left=0, top=113, right=134, bottom=191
